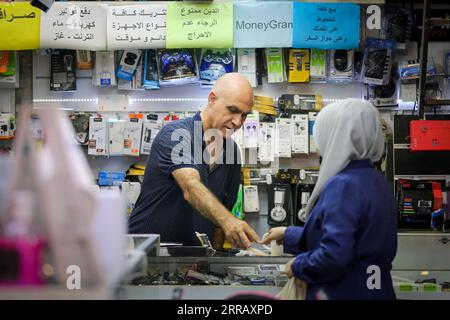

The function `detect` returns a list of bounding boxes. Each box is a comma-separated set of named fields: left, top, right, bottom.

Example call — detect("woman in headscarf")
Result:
left=261, top=99, right=397, bottom=300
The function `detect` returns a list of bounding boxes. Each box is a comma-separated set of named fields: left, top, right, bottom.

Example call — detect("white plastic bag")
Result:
left=277, top=277, right=307, bottom=300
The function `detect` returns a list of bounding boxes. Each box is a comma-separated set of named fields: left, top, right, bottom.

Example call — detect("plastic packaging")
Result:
left=199, top=48, right=234, bottom=87
left=382, top=4, right=413, bottom=51
left=361, top=38, right=396, bottom=85
left=157, top=49, right=198, bottom=86
left=327, top=49, right=354, bottom=82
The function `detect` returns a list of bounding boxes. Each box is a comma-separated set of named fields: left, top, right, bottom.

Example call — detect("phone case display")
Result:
left=50, top=49, right=77, bottom=91
left=143, top=49, right=160, bottom=89
left=328, top=49, right=353, bottom=81
left=157, top=49, right=198, bottom=86
left=288, top=49, right=310, bottom=83
left=199, top=49, right=234, bottom=87
left=361, top=38, right=395, bottom=86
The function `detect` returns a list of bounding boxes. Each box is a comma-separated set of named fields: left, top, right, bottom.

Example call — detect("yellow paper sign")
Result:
left=0, top=2, right=40, bottom=50
left=166, top=2, right=233, bottom=48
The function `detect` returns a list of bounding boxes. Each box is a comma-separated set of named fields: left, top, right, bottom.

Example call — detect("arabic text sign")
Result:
left=166, top=2, right=233, bottom=48
left=40, top=3, right=107, bottom=50
left=234, top=1, right=292, bottom=48
left=107, top=4, right=167, bottom=50
left=293, top=3, right=360, bottom=49
left=0, top=2, right=40, bottom=50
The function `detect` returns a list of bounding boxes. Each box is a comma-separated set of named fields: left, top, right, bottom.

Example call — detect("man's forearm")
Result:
left=184, top=179, right=231, bottom=227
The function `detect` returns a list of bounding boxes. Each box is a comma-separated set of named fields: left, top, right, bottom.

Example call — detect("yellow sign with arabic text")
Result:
left=166, top=2, right=232, bottom=48
left=0, top=2, right=40, bottom=50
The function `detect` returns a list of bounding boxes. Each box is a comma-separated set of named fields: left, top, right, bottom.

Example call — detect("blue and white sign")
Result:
left=293, top=2, right=360, bottom=49
left=234, top=1, right=292, bottom=48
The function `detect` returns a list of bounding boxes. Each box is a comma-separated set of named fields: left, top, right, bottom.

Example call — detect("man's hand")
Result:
left=259, top=227, right=287, bottom=246
left=172, top=168, right=259, bottom=250
left=283, top=258, right=295, bottom=278
left=221, top=215, right=259, bottom=249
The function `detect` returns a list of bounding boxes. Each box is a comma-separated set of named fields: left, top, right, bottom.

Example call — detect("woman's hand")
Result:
left=258, top=227, right=287, bottom=246
left=283, top=258, right=295, bottom=278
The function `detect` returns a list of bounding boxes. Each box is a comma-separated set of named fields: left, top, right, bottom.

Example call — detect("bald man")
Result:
left=128, top=73, right=259, bottom=249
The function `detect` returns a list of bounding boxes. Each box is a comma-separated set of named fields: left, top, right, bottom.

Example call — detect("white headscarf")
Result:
left=301, top=98, right=385, bottom=221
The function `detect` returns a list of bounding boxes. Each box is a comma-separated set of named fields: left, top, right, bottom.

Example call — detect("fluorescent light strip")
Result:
left=322, top=98, right=346, bottom=103
left=33, top=98, right=98, bottom=103
left=129, top=98, right=208, bottom=103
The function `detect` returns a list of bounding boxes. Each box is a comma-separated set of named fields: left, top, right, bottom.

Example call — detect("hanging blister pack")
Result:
left=368, top=80, right=398, bottom=107
left=117, top=56, right=144, bottom=91
left=69, top=113, right=90, bottom=145
left=353, top=49, right=364, bottom=82
left=288, top=49, right=310, bottom=83
left=94, top=51, right=116, bottom=87
left=141, top=114, right=162, bottom=155
left=199, top=49, right=234, bottom=87
left=266, top=48, right=285, bottom=83
left=76, top=50, right=94, bottom=70
left=308, top=112, right=318, bottom=154
left=237, top=49, right=257, bottom=87
left=382, top=5, right=413, bottom=51
left=121, top=182, right=141, bottom=215
left=157, top=49, right=198, bottom=86
left=278, top=94, right=323, bottom=116
left=116, top=50, right=142, bottom=81
left=50, top=49, right=77, bottom=91
left=310, top=49, right=326, bottom=82
left=362, top=38, right=396, bottom=86
left=88, top=116, right=108, bottom=156
left=243, top=111, right=259, bottom=149
left=143, top=49, right=160, bottom=90
left=258, top=122, right=275, bottom=163
left=327, top=49, right=354, bottom=82
left=275, top=118, right=292, bottom=158
left=123, top=116, right=143, bottom=157
left=243, top=185, right=260, bottom=213
left=108, top=118, right=126, bottom=156
left=291, top=114, right=309, bottom=155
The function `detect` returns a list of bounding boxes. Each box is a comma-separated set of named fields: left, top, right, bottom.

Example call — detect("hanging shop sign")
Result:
left=107, top=4, right=167, bottom=50
left=166, top=2, right=233, bottom=48
left=0, top=2, right=41, bottom=50
left=292, top=2, right=360, bottom=49
left=233, top=1, right=292, bottom=48
left=40, top=3, right=107, bottom=50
